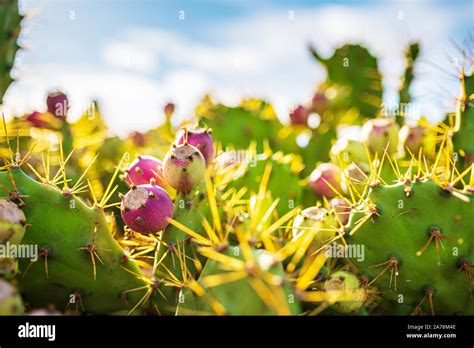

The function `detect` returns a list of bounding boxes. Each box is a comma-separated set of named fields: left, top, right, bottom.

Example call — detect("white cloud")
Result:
left=102, top=42, right=158, bottom=74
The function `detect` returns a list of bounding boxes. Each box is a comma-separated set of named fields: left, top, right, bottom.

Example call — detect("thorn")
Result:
left=458, top=259, right=473, bottom=295
left=66, top=290, right=85, bottom=313
left=78, top=227, right=111, bottom=280
left=368, top=256, right=399, bottom=291
left=23, top=247, right=50, bottom=279
left=416, top=226, right=454, bottom=261
left=412, top=287, right=435, bottom=316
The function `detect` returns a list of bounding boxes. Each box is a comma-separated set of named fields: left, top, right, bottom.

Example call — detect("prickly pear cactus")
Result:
left=348, top=177, right=474, bottom=315
left=199, top=98, right=282, bottom=153
left=0, top=20, right=472, bottom=319
left=398, top=42, right=420, bottom=119
left=0, top=0, right=22, bottom=102
left=0, top=167, right=161, bottom=314
left=453, top=71, right=474, bottom=168
left=310, top=44, right=382, bottom=122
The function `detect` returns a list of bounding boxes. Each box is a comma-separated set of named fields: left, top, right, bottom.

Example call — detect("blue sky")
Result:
left=3, top=0, right=473, bottom=135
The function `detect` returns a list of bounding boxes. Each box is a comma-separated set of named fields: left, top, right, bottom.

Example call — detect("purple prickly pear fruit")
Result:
left=324, top=271, right=365, bottom=313
left=0, top=200, right=26, bottom=245
left=120, top=184, right=173, bottom=234
left=398, top=124, right=425, bottom=156
left=124, top=155, right=165, bottom=188
left=46, top=91, right=69, bottom=118
left=163, top=143, right=206, bottom=192
left=330, top=198, right=351, bottom=226
left=310, top=91, right=328, bottom=114
left=309, top=163, right=343, bottom=198
left=176, top=127, right=215, bottom=165
left=289, top=105, right=309, bottom=126
left=361, top=118, right=399, bottom=155
left=164, top=102, right=175, bottom=118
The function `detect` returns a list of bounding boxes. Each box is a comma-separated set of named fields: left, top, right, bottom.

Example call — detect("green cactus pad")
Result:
left=348, top=179, right=474, bottom=315
left=0, top=168, right=157, bottom=314
left=311, top=44, right=382, bottom=121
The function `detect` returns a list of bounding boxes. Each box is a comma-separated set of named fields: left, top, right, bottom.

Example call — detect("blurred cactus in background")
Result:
left=0, top=0, right=22, bottom=103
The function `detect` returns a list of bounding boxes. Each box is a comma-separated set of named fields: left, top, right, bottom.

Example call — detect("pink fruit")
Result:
left=164, top=102, right=175, bottom=118
left=343, top=162, right=370, bottom=192
left=311, top=91, right=328, bottom=114
left=130, top=131, right=146, bottom=147
left=361, top=118, right=399, bottom=155
left=163, top=143, right=206, bottom=193
left=398, top=124, right=425, bottom=155
left=289, top=105, right=309, bottom=125
left=25, top=111, right=49, bottom=128
left=309, top=163, right=343, bottom=198
left=176, top=127, right=214, bottom=165
left=47, top=91, right=69, bottom=118
left=329, top=198, right=351, bottom=226
left=120, top=184, right=173, bottom=234
left=124, top=155, right=165, bottom=188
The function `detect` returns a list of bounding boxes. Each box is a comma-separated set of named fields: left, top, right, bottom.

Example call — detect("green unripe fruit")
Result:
left=0, top=279, right=24, bottom=315
left=361, top=118, right=399, bottom=155
left=163, top=143, right=206, bottom=193
left=324, top=271, right=364, bottom=313
left=343, top=162, right=370, bottom=193
left=330, top=139, right=368, bottom=166
left=292, top=207, right=337, bottom=250
left=0, top=200, right=26, bottom=245
left=0, top=257, right=18, bottom=276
